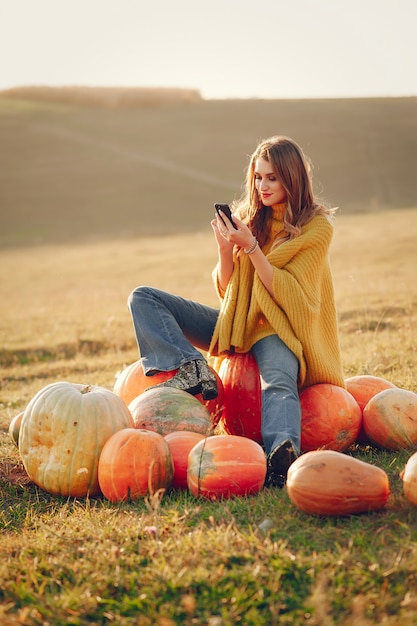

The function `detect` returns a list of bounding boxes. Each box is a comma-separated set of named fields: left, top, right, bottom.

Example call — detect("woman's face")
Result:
left=254, top=158, right=287, bottom=206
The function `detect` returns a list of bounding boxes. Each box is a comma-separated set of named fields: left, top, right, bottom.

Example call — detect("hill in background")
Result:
left=0, top=88, right=416, bottom=246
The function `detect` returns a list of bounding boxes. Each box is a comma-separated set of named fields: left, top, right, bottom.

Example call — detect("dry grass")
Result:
left=0, top=95, right=416, bottom=247
left=1, top=136, right=417, bottom=621
left=331, top=208, right=417, bottom=390
left=1, top=207, right=416, bottom=415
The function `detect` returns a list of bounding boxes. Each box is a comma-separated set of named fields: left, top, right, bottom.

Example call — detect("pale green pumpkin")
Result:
left=19, top=381, right=134, bottom=497
left=8, top=411, right=24, bottom=447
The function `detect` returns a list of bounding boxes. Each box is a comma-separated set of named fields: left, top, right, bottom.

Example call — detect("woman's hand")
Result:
left=212, top=210, right=276, bottom=299
left=211, top=212, right=254, bottom=251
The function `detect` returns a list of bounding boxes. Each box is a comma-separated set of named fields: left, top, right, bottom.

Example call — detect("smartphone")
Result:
left=214, top=203, right=238, bottom=229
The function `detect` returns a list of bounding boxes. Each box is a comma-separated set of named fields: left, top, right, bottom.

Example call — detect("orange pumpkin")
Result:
left=164, top=431, right=206, bottom=489
left=345, top=375, right=396, bottom=412
left=114, top=358, right=224, bottom=424
left=363, top=388, right=417, bottom=450
left=287, top=450, right=390, bottom=516
left=217, top=353, right=262, bottom=443
left=19, top=382, right=134, bottom=497
left=400, top=452, right=417, bottom=506
left=300, top=383, right=362, bottom=452
left=187, top=434, right=266, bottom=499
left=98, top=428, right=173, bottom=502
left=128, top=387, right=212, bottom=436
left=345, top=375, right=396, bottom=444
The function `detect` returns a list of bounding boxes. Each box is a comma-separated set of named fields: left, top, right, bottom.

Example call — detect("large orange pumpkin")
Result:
left=164, top=431, right=206, bottom=489
left=128, top=387, right=212, bottom=436
left=98, top=428, right=173, bottom=502
left=217, top=353, right=262, bottom=443
left=18, top=382, right=134, bottom=497
left=113, top=358, right=224, bottom=425
left=300, top=384, right=361, bottom=452
left=287, top=450, right=390, bottom=516
left=345, top=375, right=396, bottom=444
left=187, top=434, right=266, bottom=499
left=363, top=388, right=417, bottom=450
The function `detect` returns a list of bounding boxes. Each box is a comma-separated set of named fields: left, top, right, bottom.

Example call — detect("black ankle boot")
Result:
left=149, top=359, right=218, bottom=402
left=196, top=359, right=218, bottom=401
left=265, top=440, right=298, bottom=488
left=150, top=361, right=202, bottom=396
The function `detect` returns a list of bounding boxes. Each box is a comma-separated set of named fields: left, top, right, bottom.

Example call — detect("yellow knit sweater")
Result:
left=209, top=205, right=345, bottom=389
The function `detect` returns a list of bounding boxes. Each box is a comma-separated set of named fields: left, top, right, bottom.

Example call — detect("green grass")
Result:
left=1, top=449, right=417, bottom=625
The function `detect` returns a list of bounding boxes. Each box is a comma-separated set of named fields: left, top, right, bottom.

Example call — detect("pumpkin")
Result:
left=18, top=382, right=134, bottom=497
left=98, top=428, right=173, bottom=502
left=114, top=358, right=224, bottom=424
left=217, top=353, right=262, bottom=443
left=286, top=450, right=390, bottom=516
left=345, top=375, right=396, bottom=444
left=400, top=452, right=417, bottom=506
left=187, top=434, right=266, bottom=499
left=128, top=387, right=212, bottom=436
left=8, top=411, right=24, bottom=447
left=164, top=431, right=206, bottom=489
left=363, top=388, right=417, bottom=450
left=300, top=384, right=362, bottom=452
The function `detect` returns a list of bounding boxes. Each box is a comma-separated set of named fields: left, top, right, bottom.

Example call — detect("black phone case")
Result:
left=214, top=203, right=238, bottom=229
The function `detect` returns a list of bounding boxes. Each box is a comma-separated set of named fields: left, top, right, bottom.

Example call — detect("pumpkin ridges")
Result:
left=81, top=391, right=107, bottom=495
left=128, top=387, right=212, bottom=436
left=69, top=386, right=97, bottom=496
left=41, top=383, right=77, bottom=495
left=400, top=452, right=417, bottom=506
left=164, top=431, right=206, bottom=489
left=61, top=386, right=101, bottom=495
left=8, top=411, right=24, bottom=447
left=345, top=375, right=397, bottom=445
left=194, top=435, right=211, bottom=497
left=187, top=435, right=267, bottom=499
left=345, top=375, right=396, bottom=411
left=114, top=358, right=224, bottom=423
left=217, top=353, right=262, bottom=442
left=98, top=428, right=173, bottom=501
left=363, top=388, right=417, bottom=450
left=300, top=384, right=362, bottom=452
left=19, top=382, right=134, bottom=497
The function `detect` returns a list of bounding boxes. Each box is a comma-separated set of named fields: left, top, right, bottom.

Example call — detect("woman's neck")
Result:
left=271, top=202, right=286, bottom=217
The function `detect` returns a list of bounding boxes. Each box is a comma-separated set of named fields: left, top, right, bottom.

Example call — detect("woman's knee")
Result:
left=127, top=285, right=153, bottom=311
left=253, top=336, right=299, bottom=388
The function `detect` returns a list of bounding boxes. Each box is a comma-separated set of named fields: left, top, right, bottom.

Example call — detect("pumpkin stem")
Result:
left=81, top=385, right=93, bottom=394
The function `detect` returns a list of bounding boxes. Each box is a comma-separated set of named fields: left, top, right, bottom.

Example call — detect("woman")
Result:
left=128, top=136, right=345, bottom=487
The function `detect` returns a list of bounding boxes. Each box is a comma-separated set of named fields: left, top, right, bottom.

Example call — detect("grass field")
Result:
left=0, top=94, right=416, bottom=246
left=1, top=204, right=417, bottom=624
left=1, top=92, right=417, bottom=624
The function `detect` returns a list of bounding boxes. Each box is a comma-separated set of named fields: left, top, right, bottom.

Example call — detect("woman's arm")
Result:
left=244, top=245, right=275, bottom=297
left=211, top=217, right=234, bottom=293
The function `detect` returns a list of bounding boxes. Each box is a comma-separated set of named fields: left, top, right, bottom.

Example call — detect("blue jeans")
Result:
left=128, top=286, right=301, bottom=455
left=128, top=286, right=219, bottom=373
left=252, top=335, right=301, bottom=456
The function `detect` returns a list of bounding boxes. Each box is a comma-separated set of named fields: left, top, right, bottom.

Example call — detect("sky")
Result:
left=0, top=0, right=416, bottom=100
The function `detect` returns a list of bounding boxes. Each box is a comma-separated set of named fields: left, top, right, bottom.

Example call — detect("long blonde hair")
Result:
left=232, top=136, right=336, bottom=248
